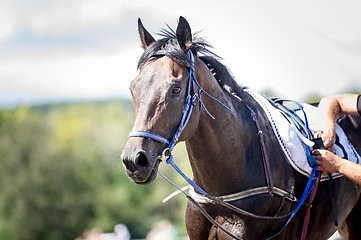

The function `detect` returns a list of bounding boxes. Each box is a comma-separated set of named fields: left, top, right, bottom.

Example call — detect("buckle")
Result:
left=157, top=148, right=171, bottom=162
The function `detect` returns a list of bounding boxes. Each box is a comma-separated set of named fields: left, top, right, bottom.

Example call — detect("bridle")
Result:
left=130, top=50, right=197, bottom=164
left=128, top=50, right=321, bottom=240
left=130, top=50, right=231, bottom=172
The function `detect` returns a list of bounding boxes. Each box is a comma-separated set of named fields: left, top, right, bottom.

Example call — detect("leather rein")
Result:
left=128, top=50, right=319, bottom=240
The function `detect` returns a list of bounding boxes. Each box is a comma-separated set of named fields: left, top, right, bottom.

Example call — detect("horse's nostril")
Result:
left=136, top=152, right=149, bottom=168
left=122, top=156, right=135, bottom=172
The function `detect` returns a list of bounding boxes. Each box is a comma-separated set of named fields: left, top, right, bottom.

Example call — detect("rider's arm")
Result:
left=317, top=94, right=360, bottom=149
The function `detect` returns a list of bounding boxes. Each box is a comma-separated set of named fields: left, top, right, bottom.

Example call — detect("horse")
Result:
left=121, top=16, right=361, bottom=239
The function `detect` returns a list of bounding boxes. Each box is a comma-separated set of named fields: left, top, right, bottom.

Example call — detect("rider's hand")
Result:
left=320, top=124, right=336, bottom=150
left=312, top=149, right=342, bottom=173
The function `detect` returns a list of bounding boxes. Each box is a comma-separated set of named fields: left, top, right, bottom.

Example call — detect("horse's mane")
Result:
left=199, top=56, right=248, bottom=97
left=137, top=27, right=247, bottom=97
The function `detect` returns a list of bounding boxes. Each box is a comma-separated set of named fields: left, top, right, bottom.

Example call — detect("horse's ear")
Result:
left=176, top=16, right=192, bottom=52
left=138, top=18, right=155, bottom=50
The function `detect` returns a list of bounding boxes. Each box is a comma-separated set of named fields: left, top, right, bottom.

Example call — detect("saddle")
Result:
left=245, top=89, right=361, bottom=181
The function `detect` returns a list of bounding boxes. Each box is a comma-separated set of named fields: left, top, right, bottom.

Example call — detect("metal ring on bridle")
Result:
left=157, top=148, right=171, bottom=162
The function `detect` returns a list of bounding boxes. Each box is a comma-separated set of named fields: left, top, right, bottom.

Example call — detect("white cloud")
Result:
left=1, top=0, right=135, bottom=37
left=0, top=7, right=17, bottom=41
left=1, top=0, right=361, bottom=107
left=27, top=0, right=120, bottom=35
left=0, top=46, right=142, bottom=99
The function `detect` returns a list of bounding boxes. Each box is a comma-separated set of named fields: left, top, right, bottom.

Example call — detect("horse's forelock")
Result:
left=137, top=32, right=190, bottom=70
left=137, top=27, right=217, bottom=69
left=136, top=26, right=246, bottom=97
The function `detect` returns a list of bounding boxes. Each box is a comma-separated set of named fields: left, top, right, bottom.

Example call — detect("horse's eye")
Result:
left=172, top=86, right=182, bottom=94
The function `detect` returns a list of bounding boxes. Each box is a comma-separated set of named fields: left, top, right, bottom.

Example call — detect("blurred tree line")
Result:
left=0, top=100, right=191, bottom=240
left=2, top=89, right=359, bottom=240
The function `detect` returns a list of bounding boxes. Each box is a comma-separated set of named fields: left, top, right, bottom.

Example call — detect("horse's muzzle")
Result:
left=121, top=141, right=160, bottom=184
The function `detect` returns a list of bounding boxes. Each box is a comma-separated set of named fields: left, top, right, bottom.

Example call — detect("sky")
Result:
left=1, top=0, right=361, bottom=108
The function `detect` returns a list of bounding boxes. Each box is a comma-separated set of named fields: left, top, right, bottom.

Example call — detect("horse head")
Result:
left=121, top=17, right=201, bottom=184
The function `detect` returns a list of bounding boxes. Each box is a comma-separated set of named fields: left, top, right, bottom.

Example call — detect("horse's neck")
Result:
left=185, top=70, right=262, bottom=195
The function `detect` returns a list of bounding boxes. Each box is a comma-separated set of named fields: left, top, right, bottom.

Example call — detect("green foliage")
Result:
left=302, top=95, right=321, bottom=104
left=0, top=100, right=191, bottom=240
